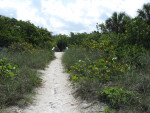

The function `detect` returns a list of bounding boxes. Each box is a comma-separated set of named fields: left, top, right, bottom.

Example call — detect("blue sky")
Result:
left=0, top=0, right=149, bottom=35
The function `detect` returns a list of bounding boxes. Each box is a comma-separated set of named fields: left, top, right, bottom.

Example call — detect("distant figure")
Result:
left=66, top=47, right=68, bottom=50
left=52, top=47, right=55, bottom=51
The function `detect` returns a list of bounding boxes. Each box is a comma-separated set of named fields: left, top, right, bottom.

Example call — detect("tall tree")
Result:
left=138, top=3, right=150, bottom=25
left=105, top=12, right=131, bottom=34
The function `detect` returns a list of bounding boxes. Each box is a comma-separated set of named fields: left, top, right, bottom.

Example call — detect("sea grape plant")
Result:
left=0, top=58, right=18, bottom=78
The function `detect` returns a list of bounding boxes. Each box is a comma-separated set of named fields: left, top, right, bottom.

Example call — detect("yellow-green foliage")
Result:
left=82, top=39, right=115, bottom=55
left=5, top=42, right=35, bottom=53
left=69, top=56, right=130, bottom=83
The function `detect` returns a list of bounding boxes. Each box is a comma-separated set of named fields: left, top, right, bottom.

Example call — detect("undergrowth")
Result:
left=63, top=48, right=150, bottom=113
left=0, top=50, right=54, bottom=109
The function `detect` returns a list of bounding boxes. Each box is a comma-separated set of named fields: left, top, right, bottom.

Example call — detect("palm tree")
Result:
left=138, top=3, right=150, bottom=25
left=105, top=12, right=130, bottom=34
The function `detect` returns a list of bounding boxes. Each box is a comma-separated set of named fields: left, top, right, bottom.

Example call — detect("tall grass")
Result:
left=0, top=50, right=55, bottom=108
left=62, top=48, right=105, bottom=100
left=62, top=48, right=103, bottom=69
left=63, top=48, right=150, bottom=113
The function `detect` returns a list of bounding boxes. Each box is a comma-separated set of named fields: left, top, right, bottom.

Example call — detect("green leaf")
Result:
left=9, top=72, right=15, bottom=77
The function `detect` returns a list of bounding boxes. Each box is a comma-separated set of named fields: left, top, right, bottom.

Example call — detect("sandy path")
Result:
left=3, top=52, right=106, bottom=113
left=23, top=52, right=80, bottom=113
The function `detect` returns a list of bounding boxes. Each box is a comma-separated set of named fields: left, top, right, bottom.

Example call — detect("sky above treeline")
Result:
left=0, top=0, right=149, bottom=35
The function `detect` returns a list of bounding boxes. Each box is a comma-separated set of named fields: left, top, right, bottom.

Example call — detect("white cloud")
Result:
left=120, top=0, right=150, bottom=16
left=0, top=0, right=38, bottom=21
left=0, top=0, right=48, bottom=29
left=0, top=0, right=149, bottom=34
left=50, top=17, right=66, bottom=28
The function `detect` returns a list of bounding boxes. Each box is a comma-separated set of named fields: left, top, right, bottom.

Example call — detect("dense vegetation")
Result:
left=0, top=15, right=54, bottom=48
left=0, top=50, right=54, bottom=108
left=63, top=3, right=150, bottom=113
left=0, top=15, right=55, bottom=109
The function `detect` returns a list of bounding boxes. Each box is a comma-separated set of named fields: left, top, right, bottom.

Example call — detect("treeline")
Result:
left=0, top=15, right=54, bottom=49
left=57, top=3, right=150, bottom=51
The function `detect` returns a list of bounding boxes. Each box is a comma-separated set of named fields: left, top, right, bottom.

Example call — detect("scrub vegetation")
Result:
left=0, top=15, right=55, bottom=109
left=62, top=3, right=150, bottom=113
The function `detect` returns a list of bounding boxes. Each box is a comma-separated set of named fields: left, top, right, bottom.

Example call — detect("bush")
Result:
left=69, top=56, right=129, bottom=83
left=116, top=44, right=148, bottom=67
left=5, top=42, right=34, bottom=53
left=56, top=35, right=68, bottom=51
left=98, top=87, right=138, bottom=108
left=125, top=17, right=150, bottom=49
left=0, top=58, right=18, bottom=78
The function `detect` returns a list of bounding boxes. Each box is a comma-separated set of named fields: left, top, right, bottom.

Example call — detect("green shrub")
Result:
left=56, top=36, right=68, bottom=51
left=5, top=42, right=34, bottom=53
left=0, top=58, right=18, bottom=78
left=69, top=56, right=129, bottom=83
left=125, top=17, right=150, bottom=49
left=82, top=39, right=116, bottom=56
left=40, top=41, right=53, bottom=49
left=116, top=44, right=148, bottom=67
left=0, top=15, right=54, bottom=48
left=104, top=107, right=116, bottom=113
left=99, top=87, right=138, bottom=108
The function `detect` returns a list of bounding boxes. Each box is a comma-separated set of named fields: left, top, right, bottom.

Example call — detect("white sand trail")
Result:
left=23, top=52, right=80, bottom=113
left=2, top=52, right=106, bottom=113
